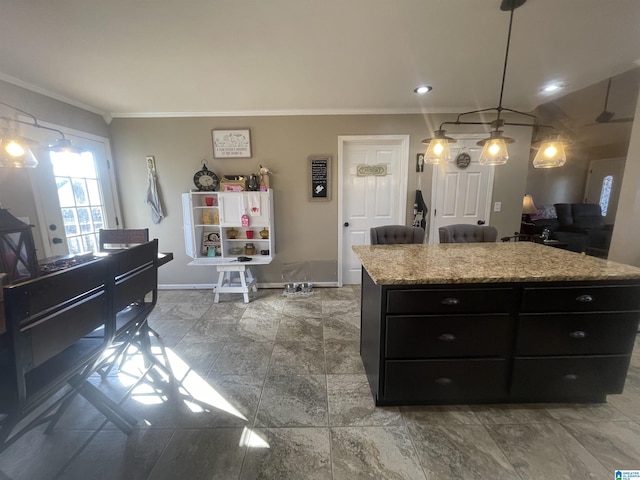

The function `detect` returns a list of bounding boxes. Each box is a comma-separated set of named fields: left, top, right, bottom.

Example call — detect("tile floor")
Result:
left=1, top=286, right=640, bottom=479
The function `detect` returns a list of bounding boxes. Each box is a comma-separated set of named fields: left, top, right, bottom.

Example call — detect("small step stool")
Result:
left=213, top=264, right=257, bottom=303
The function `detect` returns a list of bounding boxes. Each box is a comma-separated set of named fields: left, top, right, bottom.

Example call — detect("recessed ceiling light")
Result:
left=542, top=83, right=562, bottom=93
left=413, top=85, right=433, bottom=94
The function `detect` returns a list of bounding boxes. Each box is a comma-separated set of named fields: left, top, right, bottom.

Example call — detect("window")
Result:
left=599, top=175, right=613, bottom=216
left=50, top=150, right=106, bottom=254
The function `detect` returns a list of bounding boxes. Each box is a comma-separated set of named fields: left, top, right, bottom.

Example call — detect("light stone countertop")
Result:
left=352, top=242, right=640, bottom=285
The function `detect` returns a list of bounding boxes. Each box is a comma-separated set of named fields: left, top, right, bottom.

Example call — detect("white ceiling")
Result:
left=0, top=0, right=639, bottom=120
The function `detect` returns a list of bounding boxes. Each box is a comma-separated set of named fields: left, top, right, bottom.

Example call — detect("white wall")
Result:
left=608, top=93, right=640, bottom=266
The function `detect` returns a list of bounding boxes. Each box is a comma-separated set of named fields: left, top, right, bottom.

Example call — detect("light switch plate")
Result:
left=494, top=202, right=502, bottom=212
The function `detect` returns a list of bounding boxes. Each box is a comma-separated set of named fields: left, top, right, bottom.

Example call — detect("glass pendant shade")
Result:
left=48, top=137, right=85, bottom=155
left=422, top=130, right=455, bottom=164
left=0, top=137, right=38, bottom=168
left=477, top=131, right=512, bottom=166
left=424, top=139, right=451, bottom=164
left=533, top=137, right=567, bottom=168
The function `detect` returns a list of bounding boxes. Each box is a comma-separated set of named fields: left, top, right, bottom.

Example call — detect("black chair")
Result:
left=99, top=228, right=149, bottom=252
left=370, top=225, right=425, bottom=245
left=96, top=239, right=161, bottom=379
left=439, top=224, right=498, bottom=243
left=0, top=258, right=136, bottom=451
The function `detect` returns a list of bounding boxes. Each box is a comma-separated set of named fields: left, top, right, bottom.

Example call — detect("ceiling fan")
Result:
left=588, top=77, right=635, bottom=125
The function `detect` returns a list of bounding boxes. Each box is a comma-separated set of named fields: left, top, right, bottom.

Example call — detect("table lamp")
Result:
left=522, top=194, right=538, bottom=222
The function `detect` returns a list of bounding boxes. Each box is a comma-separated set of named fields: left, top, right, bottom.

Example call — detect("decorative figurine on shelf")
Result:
left=247, top=174, right=259, bottom=191
left=226, top=228, right=238, bottom=239
left=241, top=211, right=250, bottom=227
left=259, top=228, right=269, bottom=239
left=258, top=164, right=274, bottom=191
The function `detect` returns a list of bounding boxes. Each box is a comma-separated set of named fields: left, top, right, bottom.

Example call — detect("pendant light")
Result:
left=421, top=130, right=455, bottom=164
left=421, top=0, right=568, bottom=169
left=532, top=133, right=568, bottom=168
left=0, top=101, right=84, bottom=168
left=0, top=136, right=38, bottom=168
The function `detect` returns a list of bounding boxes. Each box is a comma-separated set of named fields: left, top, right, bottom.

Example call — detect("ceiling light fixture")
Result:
left=0, top=101, right=85, bottom=168
left=421, top=0, right=569, bottom=168
left=542, top=83, right=562, bottom=93
left=413, top=85, right=433, bottom=94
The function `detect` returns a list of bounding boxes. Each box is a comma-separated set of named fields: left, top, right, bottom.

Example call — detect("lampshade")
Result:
left=533, top=135, right=568, bottom=168
left=477, top=131, right=514, bottom=166
left=0, top=137, right=38, bottom=168
left=522, top=194, right=537, bottom=215
left=48, top=137, right=86, bottom=155
left=422, top=130, right=455, bottom=164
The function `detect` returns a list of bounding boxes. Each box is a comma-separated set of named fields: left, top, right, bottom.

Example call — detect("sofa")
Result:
left=525, top=203, right=612, bottom=257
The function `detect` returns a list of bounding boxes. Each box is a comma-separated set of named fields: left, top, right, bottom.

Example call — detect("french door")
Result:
left=26, top=123, right=121, bottom=257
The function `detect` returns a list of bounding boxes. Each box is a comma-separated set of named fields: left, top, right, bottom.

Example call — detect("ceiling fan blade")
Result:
left=593, top=78, right=614, bottom=123
left=595, top=110, right=615, bottom=123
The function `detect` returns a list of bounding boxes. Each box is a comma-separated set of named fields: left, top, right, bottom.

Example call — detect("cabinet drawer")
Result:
left=511, top=356, right=630, bottom=400
left=384, top=359, right=507, bottom=402
left=521, top=285, right=640, bottom=313
left=386, top=314, right=512, bottom=358
left=516, top=312, right=639, bottom=356
left=387, top=288, right=513, bottom=314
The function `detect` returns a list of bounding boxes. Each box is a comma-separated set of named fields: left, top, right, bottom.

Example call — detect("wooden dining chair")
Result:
left=98, top=228, right=149, bottom=252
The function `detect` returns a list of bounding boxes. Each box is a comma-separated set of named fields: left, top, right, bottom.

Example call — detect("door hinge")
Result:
left=433, top=209, right=437, bottom=216
left=115, top=216, right=120, bottom=226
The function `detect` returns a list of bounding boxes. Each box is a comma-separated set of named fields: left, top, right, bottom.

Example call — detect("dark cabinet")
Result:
left=361, top=271, right=640, bottom=405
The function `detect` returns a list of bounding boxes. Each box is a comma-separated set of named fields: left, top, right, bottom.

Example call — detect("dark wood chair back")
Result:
left=99, top=229, right=149, bottom=252
left=1, top=258, right=109, bottom=414
left=107, top=239, right=158, bottom=340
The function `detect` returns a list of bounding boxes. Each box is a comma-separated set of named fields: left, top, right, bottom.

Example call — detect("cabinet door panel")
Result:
left=521, top=285, right=640, bottom=313
left=516, top=312, right=639, bottom=355
left=385, top=314, right=512, bottom=358
left=511, top=355, right=630, bottom=400
left=387, top=288, right=513, bottom=314
left=219, top=193, right=244, bottom=226
left=384, top=359, right=507, bottom=402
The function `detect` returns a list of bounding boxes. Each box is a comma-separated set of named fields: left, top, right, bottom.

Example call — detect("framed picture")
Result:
left=308, top=155, right=331, bottom=201
left=212, top=129, right=252, bottom=158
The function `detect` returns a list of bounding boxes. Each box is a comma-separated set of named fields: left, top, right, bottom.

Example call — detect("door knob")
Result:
left=52, top=237, right=63, bottom=244
left=344, top=222, right=349, bottom=227
left=477, top=220, right=486, bottom=225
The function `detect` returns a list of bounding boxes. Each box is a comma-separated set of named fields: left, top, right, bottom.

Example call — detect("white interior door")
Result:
left=584, top=157, right=625, bottom=224
left=429, top=135, right=494, bottom=243
left=338, top=135, right=409, bottom=285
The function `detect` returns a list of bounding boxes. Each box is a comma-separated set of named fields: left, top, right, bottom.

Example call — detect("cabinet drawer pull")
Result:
left=441, top=297, right=460, bottom=306
left=569, top=330, right=587, bottom=339
left=437, top=333, right=457, bottom=342
left=562, top=374, right=578, bottom=381
left=576, top=294, right=593, bottom=303
left=435, top=377, right=453, bottom=385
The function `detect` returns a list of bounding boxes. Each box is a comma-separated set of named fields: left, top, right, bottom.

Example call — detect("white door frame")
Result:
left=26, top=120, right=122, bottom=257
left=428, top=133, right=495, bottom=243
left=337, top=135, right=410, bottom=286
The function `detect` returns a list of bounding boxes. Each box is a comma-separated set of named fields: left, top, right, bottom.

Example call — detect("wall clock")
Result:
left=193, top=161, right=219, bottom=191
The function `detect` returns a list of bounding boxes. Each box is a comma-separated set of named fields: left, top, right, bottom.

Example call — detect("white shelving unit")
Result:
left=182, top=190, right=275, bottom=266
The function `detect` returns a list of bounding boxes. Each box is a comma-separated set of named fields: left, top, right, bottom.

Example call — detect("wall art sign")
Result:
left=309, top=156, right=331, bottom=201
left=455, top=152, right=471, bottom=169
left=356, top=164, right=387, bottom=176
left=212, top=129, right=252, bottom=158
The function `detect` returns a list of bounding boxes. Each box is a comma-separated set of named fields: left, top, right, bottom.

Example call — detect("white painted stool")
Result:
left=213, top=264, right=257, bottom=303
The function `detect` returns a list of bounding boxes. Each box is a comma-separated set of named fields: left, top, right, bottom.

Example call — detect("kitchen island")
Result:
left=353, top=242, right=640, bottom=405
